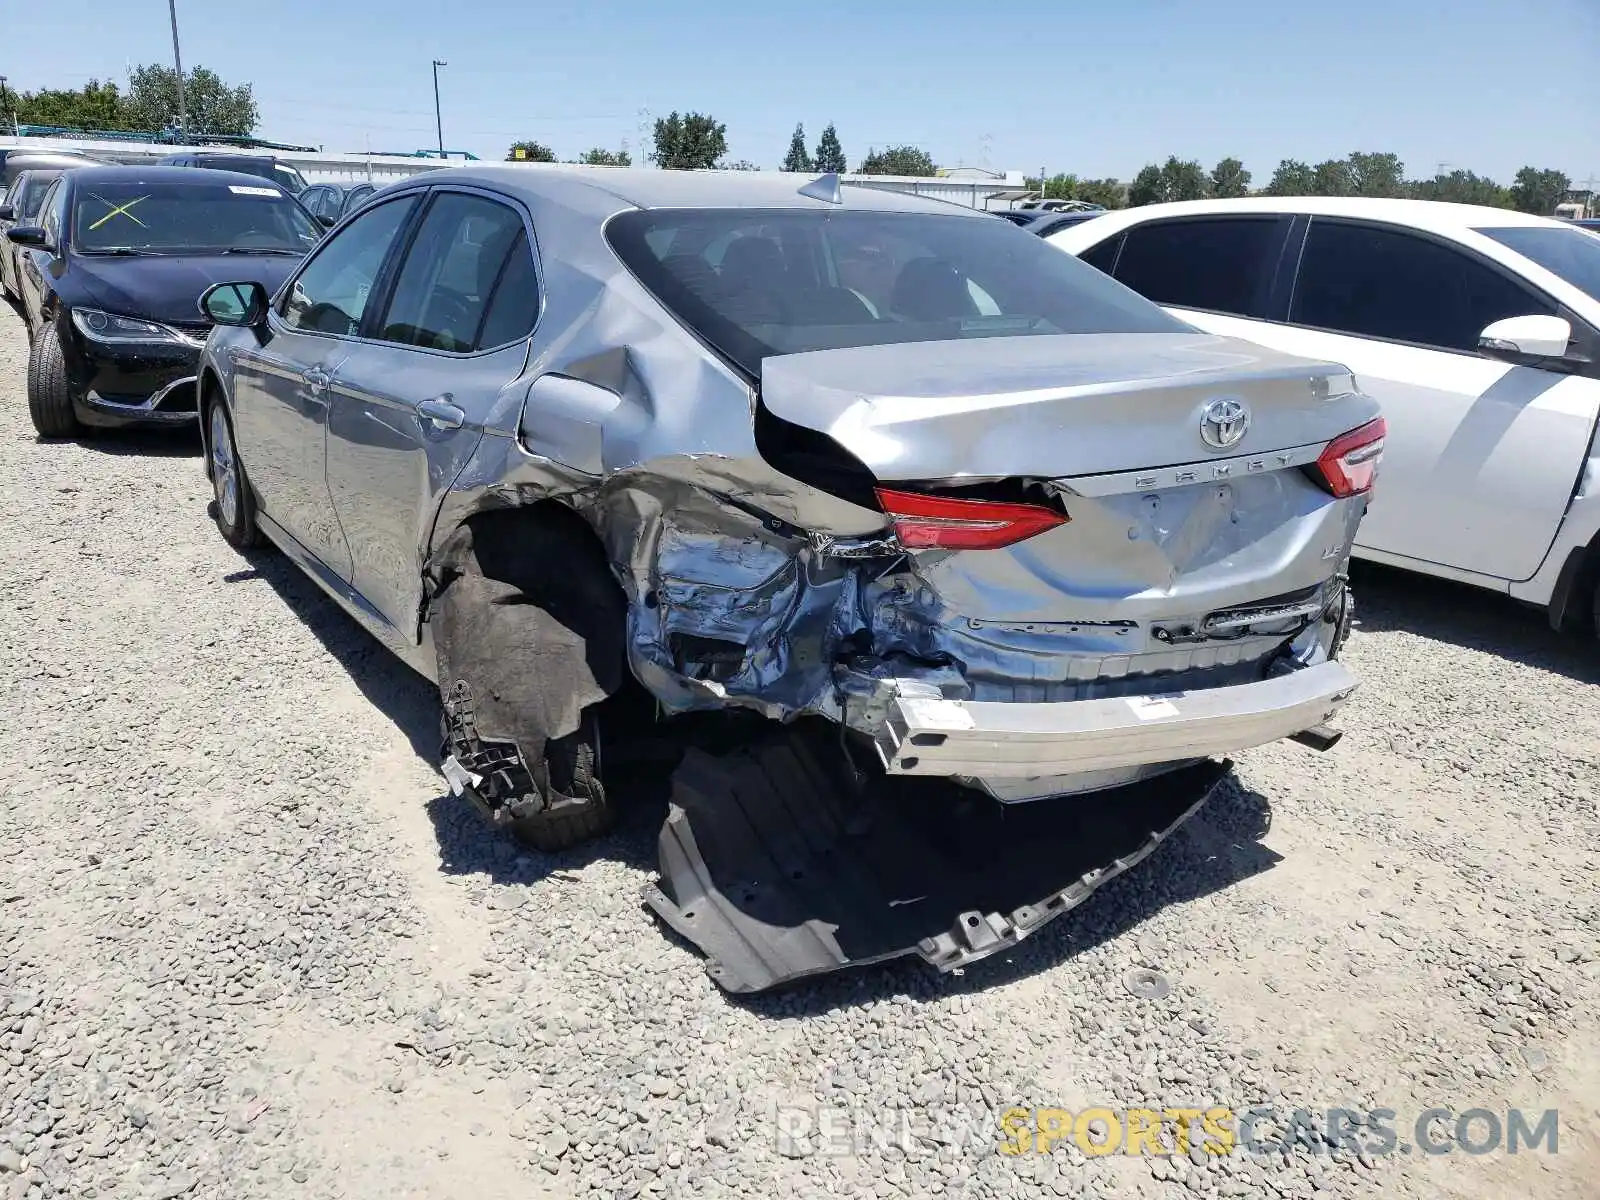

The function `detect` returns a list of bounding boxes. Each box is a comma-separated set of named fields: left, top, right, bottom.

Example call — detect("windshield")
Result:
left=1477, top=226, right=1600, bottom=300
left=72, top=179, right=322, bottom=255
left=606, top=207, right=1183, bottom=376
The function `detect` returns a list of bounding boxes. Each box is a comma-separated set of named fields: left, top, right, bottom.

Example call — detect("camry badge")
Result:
left=1199, top=398, right=1251, bottom=450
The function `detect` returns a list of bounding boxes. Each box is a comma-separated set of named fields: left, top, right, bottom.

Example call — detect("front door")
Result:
left=228, top=193, right=420, bottom=578
left=323, top=188, right=540, bottom=634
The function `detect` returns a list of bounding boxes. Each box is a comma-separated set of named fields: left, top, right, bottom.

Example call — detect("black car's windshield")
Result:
left=1477, top=225, right=1600, bottom=299
left=606, top=207, right=1183, bottom=376
left=72, top=179, right=321, bottom=255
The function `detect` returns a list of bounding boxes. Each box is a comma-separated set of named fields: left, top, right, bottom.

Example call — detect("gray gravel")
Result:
left=0, top=298, right=1596, bottom=1200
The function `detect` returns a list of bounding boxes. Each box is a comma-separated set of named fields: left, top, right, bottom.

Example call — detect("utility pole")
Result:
left=431, top=60, right=447, bottom=156
left=168, top=0, right=187, bottom=137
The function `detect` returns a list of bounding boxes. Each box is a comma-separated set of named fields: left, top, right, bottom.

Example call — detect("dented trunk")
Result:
left=618, top=333, right=1375, bottom=801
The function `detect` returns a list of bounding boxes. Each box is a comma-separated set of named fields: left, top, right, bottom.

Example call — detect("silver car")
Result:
left=196, top=167, right=1381, bottom=981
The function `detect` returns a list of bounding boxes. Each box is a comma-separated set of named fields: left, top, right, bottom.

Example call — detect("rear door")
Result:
left=323, top=187, right=539, bottom=634
left=228, top=192, right=420, bottom=577
left=1243, top=218, right=1590, bottom=581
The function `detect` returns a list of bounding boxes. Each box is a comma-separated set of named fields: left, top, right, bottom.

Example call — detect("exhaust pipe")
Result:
left=1290, top=724, right=1343, bottom=752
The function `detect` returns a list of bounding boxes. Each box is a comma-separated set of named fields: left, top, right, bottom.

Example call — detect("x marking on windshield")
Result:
left=86, top=194, right=151, bottom=231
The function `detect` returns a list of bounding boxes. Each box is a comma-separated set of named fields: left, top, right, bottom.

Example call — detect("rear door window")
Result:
left=1111, top=217, right=1286, bottom=317
left=375, top=191, right=531, bottom=352
left=1077, top=231, right=1123, bottom=275
left=1291, top=219, right=1553, bottom=352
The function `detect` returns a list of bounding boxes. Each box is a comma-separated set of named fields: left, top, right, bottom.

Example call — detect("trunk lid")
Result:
left=759, top=331, right=1381, bottom=664
left=758, top=331, right=1377, bottom=482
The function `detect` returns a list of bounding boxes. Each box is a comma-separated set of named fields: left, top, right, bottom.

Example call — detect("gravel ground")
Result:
left=0, top=296, right=1596, bottom=1200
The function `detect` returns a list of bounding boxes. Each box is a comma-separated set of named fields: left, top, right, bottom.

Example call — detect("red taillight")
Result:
left=874, top=487, right=1068, bottom=550
left=1313, top=417, right=1387, bottom=498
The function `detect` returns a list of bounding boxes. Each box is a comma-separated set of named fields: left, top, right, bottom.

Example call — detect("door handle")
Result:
left=416, top=396, right=465, bottom=430
left=302, top=366, right=331, bottom=392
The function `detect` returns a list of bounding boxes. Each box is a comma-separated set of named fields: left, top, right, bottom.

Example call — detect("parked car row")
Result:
left=1047, top=198, right=1600, bottom=632
left=44, top=164, right=1600, bottom=986
left=3, top=161, right=1382, bottom=855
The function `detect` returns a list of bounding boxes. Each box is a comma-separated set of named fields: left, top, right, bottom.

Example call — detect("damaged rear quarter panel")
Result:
left=423, top=182, right=890, bottom=715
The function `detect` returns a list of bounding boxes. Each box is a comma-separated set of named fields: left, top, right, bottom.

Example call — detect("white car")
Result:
left=1049, top=198, right=1600, bottom=633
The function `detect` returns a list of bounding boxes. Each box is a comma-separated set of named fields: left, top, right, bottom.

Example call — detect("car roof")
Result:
left=185, top=152, right=280, bottom=163
left=61, top=164, right=294, bottom=189
left=4, top=151, right=101, bottom=173
left=428, top=164, right=990, bottom=216
left=1078, top=195, right=1565, bottom=232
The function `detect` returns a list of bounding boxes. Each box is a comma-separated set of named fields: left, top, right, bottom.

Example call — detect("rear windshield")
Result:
left=1477, top=226, right=1600, bottom=299
left=72, top=179, right=322, bottom=256
left=605, top=207, right=1184, bottom=376
left=203, top=158, right=308, bottom=194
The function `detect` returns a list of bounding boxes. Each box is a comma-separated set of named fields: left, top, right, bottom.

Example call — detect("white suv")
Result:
left=1050, top=199, right=1600, bottom=633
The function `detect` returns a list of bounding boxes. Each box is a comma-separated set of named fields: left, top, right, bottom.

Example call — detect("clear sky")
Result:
left=9, top=0, right=1599, bottom=185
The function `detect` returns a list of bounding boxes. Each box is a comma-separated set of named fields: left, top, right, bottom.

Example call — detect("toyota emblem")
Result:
left=1199, top=398, right=1251, bottom=450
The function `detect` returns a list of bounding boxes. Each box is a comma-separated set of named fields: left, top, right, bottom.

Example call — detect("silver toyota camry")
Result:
left=196, top=166, right=1383, bottom=985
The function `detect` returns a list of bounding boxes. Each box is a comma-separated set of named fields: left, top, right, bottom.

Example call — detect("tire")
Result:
left=26, top=320, right=82, bottom=439
left=206, top=399, right=261, bottom=549
left=507, top=709, right=613, bottom=852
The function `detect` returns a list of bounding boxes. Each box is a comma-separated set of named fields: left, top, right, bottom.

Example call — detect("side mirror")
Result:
left=1478, top=314, right=1573, bottom=363
left=0, top=205, right=15, bottom=221
left=200, top=280, right=270, bottom=328
left=5, top=225, right=47, bottom=249
left=316, top=213, right=336, bottom=229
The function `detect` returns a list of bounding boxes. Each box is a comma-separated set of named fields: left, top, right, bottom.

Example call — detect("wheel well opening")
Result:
left=197, top=370, right=222, bottom=476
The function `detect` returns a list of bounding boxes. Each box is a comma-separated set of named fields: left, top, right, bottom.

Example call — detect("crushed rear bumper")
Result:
left=871, top=660, right=1358, bottom=780
left=644, top=724, right=1234, bottom=994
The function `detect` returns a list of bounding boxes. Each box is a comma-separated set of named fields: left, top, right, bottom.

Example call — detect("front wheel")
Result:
left=26, top=320, right=82, bottom=439
left=207, top=400, right=260, bottom=549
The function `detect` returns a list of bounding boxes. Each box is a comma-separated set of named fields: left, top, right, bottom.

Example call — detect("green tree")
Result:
left=1346, top=151, right=1406, bottom=197
left=1265, top=159, right=1316, bottom=196
left=1128, top=157, right=1207, bottom=205
left=1311, top=159, right=1355, bottom=196
left=1511, top=166, right=1571, bottom=214
left=1023, top=173, right=1079, bottom=200
left=857, top=145, right=936, bottom=176
left=813, top=124, right=846, bottom=173
left=781, top=124, right=813, bottom=172
left=507, top=141, right=556, bottom=162
left=1409, top=170, right=1511, bottom=207
left=577, top=147, right=630, bottom=166
left=651, top=111, right=727, bottom=170
left=1127, top=164, right=1165, bottom=207
left=722, top=159, right=761, bottom=171
left=122, top=64, right=257, bottom=136
left=1209, top=157, right=1251, bottom=198
left=1076, top=178, right=1127, bottom=209
left=13, top=80, right=127, bottom=130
